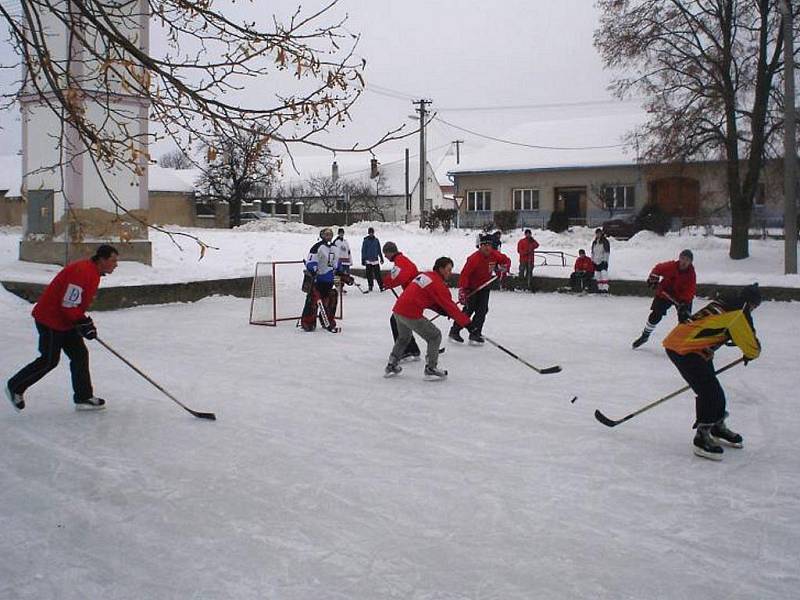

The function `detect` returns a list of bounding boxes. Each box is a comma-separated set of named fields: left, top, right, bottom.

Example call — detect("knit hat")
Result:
left=479, top=234, right=494, bottom=245
left=382, top=241, right=398, bottom=255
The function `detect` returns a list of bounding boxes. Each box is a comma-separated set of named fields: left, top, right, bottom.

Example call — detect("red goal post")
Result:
left=249, top=260, right=344, bottom=326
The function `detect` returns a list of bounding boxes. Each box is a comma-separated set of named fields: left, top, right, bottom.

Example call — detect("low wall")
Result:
left=0, top=196, right=24, bottom=226
left=4, top=271, right=798, bottom=312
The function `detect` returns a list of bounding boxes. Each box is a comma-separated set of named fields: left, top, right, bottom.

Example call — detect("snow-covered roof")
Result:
left=0, top=156, right=200, bottom=195
left=449, top=111, right=647, bottom=175
left=148, top=166, right=199, bottom=193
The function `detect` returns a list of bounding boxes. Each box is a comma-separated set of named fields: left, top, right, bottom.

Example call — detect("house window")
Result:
left=467, top=190, right=491, bottom=211
left=603, top=185, right=636, bottom=210
left=513, top=188, right=539, bottom=211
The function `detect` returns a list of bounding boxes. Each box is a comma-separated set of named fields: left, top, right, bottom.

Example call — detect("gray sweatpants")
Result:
left=390, top=314, right=442, bottom=369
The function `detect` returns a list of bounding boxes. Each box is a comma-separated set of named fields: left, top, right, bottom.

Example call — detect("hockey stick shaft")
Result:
left=95, top=337, right=216, bottom=420
left=482, top=335, right=562, bottom=375
left=594, top=357, right=745, bottom=427
left=430, top=275, right=499, bottom=322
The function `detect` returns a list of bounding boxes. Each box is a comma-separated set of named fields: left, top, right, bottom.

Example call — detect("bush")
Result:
left=547, top=210, right=569, bottom=233
left=423, top=208, right=457, bottom=232
left=492, top=210, right=518, bottom=232
left=635, top=203, right=672, bottom=235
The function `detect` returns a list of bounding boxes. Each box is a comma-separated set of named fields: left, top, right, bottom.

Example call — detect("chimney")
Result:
left=331, top=161, right=339, bottom=181
left=370, top=157, right=379, bottom=179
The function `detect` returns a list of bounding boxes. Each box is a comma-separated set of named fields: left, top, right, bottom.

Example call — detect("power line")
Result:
left=436, top=97, right=644, bottom=113
left=434, top=115, right=626, bottom=151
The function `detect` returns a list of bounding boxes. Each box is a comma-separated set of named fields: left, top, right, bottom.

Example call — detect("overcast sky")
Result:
left=0, top=0, right=639, bottom=167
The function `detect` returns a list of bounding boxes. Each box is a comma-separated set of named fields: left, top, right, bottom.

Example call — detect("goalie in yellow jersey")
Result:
left=662, top=284, right=762, bottom=461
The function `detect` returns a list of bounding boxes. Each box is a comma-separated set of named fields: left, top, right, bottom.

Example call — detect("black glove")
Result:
left=677, top=304, right=691, bottom=322
left=76, top=317, right=97, bottom=340
left=647, top=274, right=659, bottom=289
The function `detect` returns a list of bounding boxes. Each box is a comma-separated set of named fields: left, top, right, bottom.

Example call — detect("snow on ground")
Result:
left=1, top=283, right=798, bottom=599
left=1, top=222, right=800, bottom=288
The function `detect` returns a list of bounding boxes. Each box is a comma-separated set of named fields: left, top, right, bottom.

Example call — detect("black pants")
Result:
left=648, top=296, right=691, bottom=325
left=570, top=272, right=593, bottom=292
left=666, top=350, right=726, bottom=426
left=8, top=321, right=93, bottom=402
left=451, top=287, right=491, bottom=336
left=390, top=314, right=420, bottom=356
left=365, top=264, right=383, bottom=291
left=519, top=262, right=533, bottom=281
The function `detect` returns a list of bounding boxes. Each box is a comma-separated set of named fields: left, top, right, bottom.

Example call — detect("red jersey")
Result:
left=382, top=253, right=419, bottom=290
left=393, top=270, right=470, bottom=327
left=32, top=259, right=102, bottom=331
left=651, top=260, right=696, bottom=304
left=517, top=237, right=540, bottom=264
left=458, top=248, right=511, bottom=290
left=574, top=256, right=595, bottom=273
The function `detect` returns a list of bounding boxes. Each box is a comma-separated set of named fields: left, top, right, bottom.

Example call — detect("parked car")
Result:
left=239, top=211, right=270, bottom=224
left=602, top=215, right=639, bottom=240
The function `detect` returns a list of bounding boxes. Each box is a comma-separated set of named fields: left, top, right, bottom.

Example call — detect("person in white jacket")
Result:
left=333, top=228, right=352, bottom=274
left=591, top=228, right=611, bottom=293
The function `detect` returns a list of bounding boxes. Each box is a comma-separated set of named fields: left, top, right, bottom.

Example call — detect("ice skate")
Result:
left=5, top=382, right=24, bottom=412
left=693, top=426, right=723, bottom=461
left=74, top=396, right=106, bottom=411
left=468, top=333, right=485, bottom=346
left=383, top=362, right=402, bottom=378
left=424, top=365, right=448, bottom=381
left=710, top=419, right=743, bottom=448
left=632, top=331, right=650, bottom=349
left=448, top=330, right=464, bottom=344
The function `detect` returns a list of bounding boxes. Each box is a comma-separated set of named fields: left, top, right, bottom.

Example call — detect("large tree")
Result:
left=197, top=127, right=277, bottom=227
left=595, top=0, right=798, bottom=259
left=0, top=0, right=410, bottom=249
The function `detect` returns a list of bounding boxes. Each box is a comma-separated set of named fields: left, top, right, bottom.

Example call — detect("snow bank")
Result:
left=1, top=224, right=799, bottom=288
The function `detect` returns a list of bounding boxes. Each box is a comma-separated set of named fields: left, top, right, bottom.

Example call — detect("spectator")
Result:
left=361, top=227, right=384, bottom=292
left=516, top=229, right=540, bottom=282
left=570, top=249, right=596, bottom=293
left=591, top=228, right=611, bottom=293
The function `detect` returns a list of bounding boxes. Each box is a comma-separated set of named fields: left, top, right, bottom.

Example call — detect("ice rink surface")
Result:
left=1, top=286, right=798, bottom=599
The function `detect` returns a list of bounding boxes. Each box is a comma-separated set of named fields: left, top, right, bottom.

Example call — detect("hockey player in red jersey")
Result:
left=382, top=241, right=422, bottom=360
left=385, top=257, right=474, bottom=380
left=448, top=234, right=512, bottom=345
left=6, top=244, right=119, bottom=412
left=633, top=249, right=697, bottom=348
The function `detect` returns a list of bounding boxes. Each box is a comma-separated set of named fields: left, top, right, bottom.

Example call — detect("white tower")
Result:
left=19, top=0, right=151, bottom=265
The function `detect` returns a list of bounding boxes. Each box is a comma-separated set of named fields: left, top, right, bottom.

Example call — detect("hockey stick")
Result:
left=594, top=357, right=745, bottom=428
left=430, top=275, right=499, bottom=322
left=482, top=335, right=562, bottom=374
left=95, top=337, right=216, bottom=420
left=317, top=298, right=340, bottom=332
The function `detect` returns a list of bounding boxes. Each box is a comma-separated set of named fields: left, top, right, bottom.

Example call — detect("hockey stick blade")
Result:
left=186, top=407, right=217, bottom=420
left=594, top=409, right=625, bottom=428
left=537, top=365, right=562, bottom=375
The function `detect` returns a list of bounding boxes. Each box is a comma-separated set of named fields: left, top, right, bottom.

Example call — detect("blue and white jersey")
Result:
left=306, top=240, right=340, bottom=283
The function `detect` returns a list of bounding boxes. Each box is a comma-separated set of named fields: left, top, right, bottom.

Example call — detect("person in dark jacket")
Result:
left=361, top=227, right=384, bottom=291
left=632, top=249, right=697, bottom=348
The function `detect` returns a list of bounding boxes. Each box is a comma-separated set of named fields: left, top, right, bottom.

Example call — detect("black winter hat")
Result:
left=679, top=249, right=694, bottom=260
left=739, top=283, right=761, bottom=308
left=479, top=234, right=494, bottom=245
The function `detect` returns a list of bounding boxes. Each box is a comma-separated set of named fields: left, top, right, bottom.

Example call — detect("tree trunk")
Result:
left=729, top=186, right=751, bottom=259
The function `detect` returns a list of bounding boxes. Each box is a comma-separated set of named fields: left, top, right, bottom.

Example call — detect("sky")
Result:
left=0, top=0, right=640, bottom=169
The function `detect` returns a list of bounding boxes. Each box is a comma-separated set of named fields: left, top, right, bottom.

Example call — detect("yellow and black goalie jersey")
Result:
left=662, top=300, right=761, bottom=360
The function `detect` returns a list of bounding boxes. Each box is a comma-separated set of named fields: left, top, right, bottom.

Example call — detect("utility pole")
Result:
left=453, top=140, right=464, bottom=164
left=781, top=0, right=798, bottom=273
left=404, top=148, right=410, bottom=215
left=413, top=99, right=432, bottom=226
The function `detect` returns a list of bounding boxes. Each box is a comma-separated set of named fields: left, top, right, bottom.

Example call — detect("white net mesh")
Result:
left=249, top=261, right=342, bottom=326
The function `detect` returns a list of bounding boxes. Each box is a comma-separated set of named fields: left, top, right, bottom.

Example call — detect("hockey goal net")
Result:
left=249, top=260, right=344, bottom=326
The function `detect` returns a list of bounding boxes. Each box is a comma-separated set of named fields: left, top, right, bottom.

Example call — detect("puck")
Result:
left=570, top=396, right=577, bottom=404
